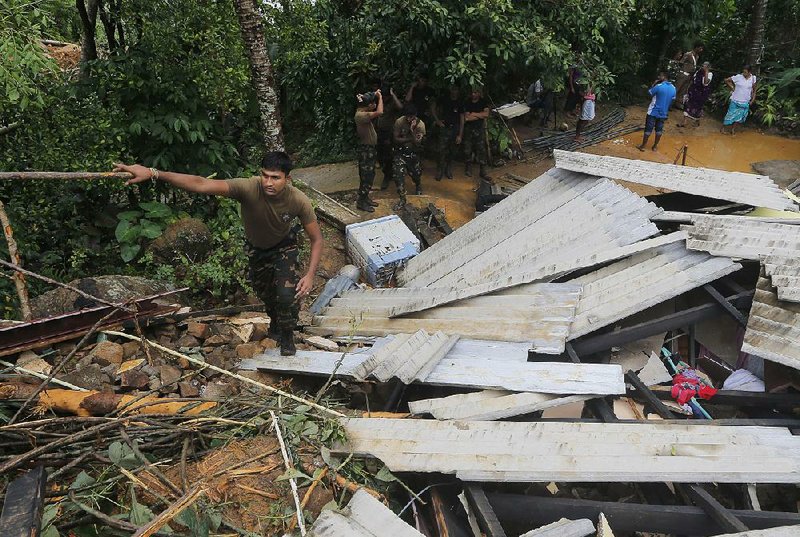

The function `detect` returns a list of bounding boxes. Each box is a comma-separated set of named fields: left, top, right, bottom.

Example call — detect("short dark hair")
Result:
left=403, top=103, right=418, bottom=116
left=261, top=151, right=293, bottom=175
left=742, top=64, right=752, bottom=72
left=693, top=41, right=704, bottom=49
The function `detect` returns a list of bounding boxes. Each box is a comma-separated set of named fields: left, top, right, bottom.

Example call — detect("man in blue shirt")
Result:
left=637, top=71, right=676, bottom=152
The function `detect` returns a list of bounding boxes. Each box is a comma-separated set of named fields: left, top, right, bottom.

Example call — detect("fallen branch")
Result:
left=271, top=410, right=306, bottom=536
left=0, top=383, right=216, bottom=417
left=67, top=490, right=174, bottom=536
left=104, top=330, right=345, bottom=417
left=287, top=467, right=329, bottom=532
left=0, top=200, right=31, bottom=320
left=0, top=359, right=88, bottom=391
left=132, top=485, right=205, bottom=537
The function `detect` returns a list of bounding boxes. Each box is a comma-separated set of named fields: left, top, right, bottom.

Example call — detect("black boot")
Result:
left=356, top=197, right=375, bottom=212
left=479, top=164, right=492, bottom=182
left=280, top=330, right=296, bottom=356
left=380, top=174, right=391, bottom=190
left=465, top=163, right=472, bottom=177
left=367, top=195, right=379, bottom=207
left=415, top=184, right=423, bottom=195
left=268, top=323, right=281, bottom=341
left=434, top=163, right=444, bottom=181
left=445, top=162, right=453, bottom=179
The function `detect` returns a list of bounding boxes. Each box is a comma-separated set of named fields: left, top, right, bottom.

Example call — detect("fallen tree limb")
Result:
left=0, top=360, right=88, bottom=391
left=0, top=383, right=216, bottom=417
left=132, top=485, right=205, bottom=537
left=271, top=410, right=306, bottom=536
left=0, top=200, right=31, bottom=320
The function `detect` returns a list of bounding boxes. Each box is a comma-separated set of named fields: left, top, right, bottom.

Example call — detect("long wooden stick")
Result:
left=0, top=201, right=31, bottom=320
left=0, top=171, right=132, bottom=181
left=132, top=485, right=206, bottom=537
left=287, top=467, right=328, bottom=532
left=0, top=359, right=88, bottom=391
left=271, top=410, right=306, bottom=536
left=104, top=330, right=345, bottom=417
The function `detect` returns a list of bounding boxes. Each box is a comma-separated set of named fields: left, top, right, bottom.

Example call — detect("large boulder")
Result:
left=30, top=275, right=177, bottom=318
left=147, top=217, right=212, bottom=263
left=751, top=160, right=800, bottom=190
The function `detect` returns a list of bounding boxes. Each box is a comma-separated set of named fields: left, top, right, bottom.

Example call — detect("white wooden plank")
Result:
left=308, top=489, right=423, bottom=537
left=519, top=518, right=596, bottom=537
left=409, top=391, right=592, bottom=421
left=336, top=419, right=800, bottom=483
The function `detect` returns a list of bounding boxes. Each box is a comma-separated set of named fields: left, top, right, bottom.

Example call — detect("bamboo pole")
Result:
left=271, top=410, right=306, bottom=536
left=0, top=201, right=31, bottom=320
left=0, top=171, right=132, bottom=181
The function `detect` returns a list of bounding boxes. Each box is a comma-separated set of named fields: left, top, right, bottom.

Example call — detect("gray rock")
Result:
left=60, top=364, right=108, bottom=391
left=147, top=217, right=212, bottom=263
left=30, top=275, right=177, bottom=318
left=751, top=160, right=800, bottom=189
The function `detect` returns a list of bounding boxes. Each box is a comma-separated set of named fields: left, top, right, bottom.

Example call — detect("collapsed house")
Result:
left=242, top=150, right=800, bottom=536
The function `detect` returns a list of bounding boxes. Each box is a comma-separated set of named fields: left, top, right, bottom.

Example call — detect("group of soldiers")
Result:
left=354, top=72, right=492, bottom=212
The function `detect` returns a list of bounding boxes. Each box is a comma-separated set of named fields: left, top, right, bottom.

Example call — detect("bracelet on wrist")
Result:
left=149, top=167, right=159, bottom=182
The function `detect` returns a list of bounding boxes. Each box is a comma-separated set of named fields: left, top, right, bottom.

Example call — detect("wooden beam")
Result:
left=464, top=485, right=508, bottom=537
left=704, top=284, right=749, bottom=327
left=624, top=371, right=677, bottom=419
left=485, top=493, right=800, bottom=536
left=0, top=466, right=47, bottom=537
left=680, top=484, right=749, bottom=534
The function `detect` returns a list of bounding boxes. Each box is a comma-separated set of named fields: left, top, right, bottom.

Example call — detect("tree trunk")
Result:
left=747, top=0, right=769, bottom=75
left=232, top=0, right=285, bottom=152
left=75, top=0, right=99, bottom=77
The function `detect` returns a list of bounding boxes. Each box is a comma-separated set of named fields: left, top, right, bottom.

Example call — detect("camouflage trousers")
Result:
left=244, top=238, right=300, bottom=333
left=463, top=122, right=487, bottom=165
left=392, top=147, right=422, bottom=205
left=376, top=129, right=393, bottom=185
left=357, top=144, right=377, bottom=199
left=436, top=124, right=460, bottom=171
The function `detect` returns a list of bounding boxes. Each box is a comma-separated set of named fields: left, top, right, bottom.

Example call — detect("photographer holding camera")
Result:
left=354, top=89, right=384, bottom=212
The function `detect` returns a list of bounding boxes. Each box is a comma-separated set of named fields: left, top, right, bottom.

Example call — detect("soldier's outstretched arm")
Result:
left=113, top=163, right=230, bottom=196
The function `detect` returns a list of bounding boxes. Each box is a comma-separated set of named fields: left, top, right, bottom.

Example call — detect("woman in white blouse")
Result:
left=721, top=65, right=757, bottom=134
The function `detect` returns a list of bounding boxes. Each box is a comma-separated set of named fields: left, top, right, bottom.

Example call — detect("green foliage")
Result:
left=487, top=116, right=512, bottom=155
left=0, top=0, right=58, bottom=116
left=114, top=201, right=179, bottom=261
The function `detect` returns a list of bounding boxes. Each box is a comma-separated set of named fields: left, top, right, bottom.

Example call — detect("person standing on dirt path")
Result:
left=574, top=87, right=596, bottom=143
left=354, top=90, right=384, bottom=212
left=392, top=103, right=426, bottom=206
left=675, top=42, right=704, bottom=108
left=721, top=65, right=757, bottom=135
left=432, top=86, right=464, bottom=181
left=113, top=152, right=322, bottom=357
left=637, top=71, right=676, bottom=153
left=462, top=87, right=492, bottom=183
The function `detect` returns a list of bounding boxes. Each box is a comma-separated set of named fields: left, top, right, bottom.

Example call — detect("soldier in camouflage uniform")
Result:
left=431, top=86, right=464, bottom=180
left=392, top=103, right=426, bottom=206
left=354, top=90, right=383, bottom=212
left=462, top=87, right=492, bottom=181
left=114, top=152, right=322, bottom=357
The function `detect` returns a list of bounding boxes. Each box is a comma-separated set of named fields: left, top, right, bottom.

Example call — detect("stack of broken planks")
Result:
left=243, top=151, right=800, bottom=536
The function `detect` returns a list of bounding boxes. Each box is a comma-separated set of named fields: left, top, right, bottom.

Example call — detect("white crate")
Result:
left=345, top=215, right=420, bottom=287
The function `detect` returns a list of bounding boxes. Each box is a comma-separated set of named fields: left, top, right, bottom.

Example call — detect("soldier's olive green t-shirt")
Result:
left=225, top=177, right=316, bottom=249
left=354, top=110, right=377, bottom=145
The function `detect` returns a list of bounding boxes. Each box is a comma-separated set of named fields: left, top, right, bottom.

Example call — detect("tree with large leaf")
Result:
left=232, top=0, right=284, bottom=151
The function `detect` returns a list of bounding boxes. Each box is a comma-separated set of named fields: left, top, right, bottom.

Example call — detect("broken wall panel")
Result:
left=553, top=150, right=796, bottom=211
left=398, top=168, right=661, bottom=289
left=567, top=242, right=741, bottom=339
left=336, top=419, right=800, bottom=483
left=408, top=390, right=593, bottom=421
left=239, top=347, right=626, bottom=395
left=741, top=275, right=800, bottom=371
left=309, top=488, right=423, bottom=537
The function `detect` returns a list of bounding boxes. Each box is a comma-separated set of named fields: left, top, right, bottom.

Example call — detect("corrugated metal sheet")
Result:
left=741, top=275, right=800, bottom=371
left=350, top=329, right=459, bottom=383
left=399, top=168, right=661, bottom=289
left=309, top=489, right=423, bottom=537
left=239, top=344, right=626, bottom=395
left=336, top=418, right=800, bottom=483
left=554, top=150, right=797, bottom=211
left=311, top=283, right=582, bottom=351
left=568, top=242, right=741, bottom=339
left=682, top=215, right=800, bottom=303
